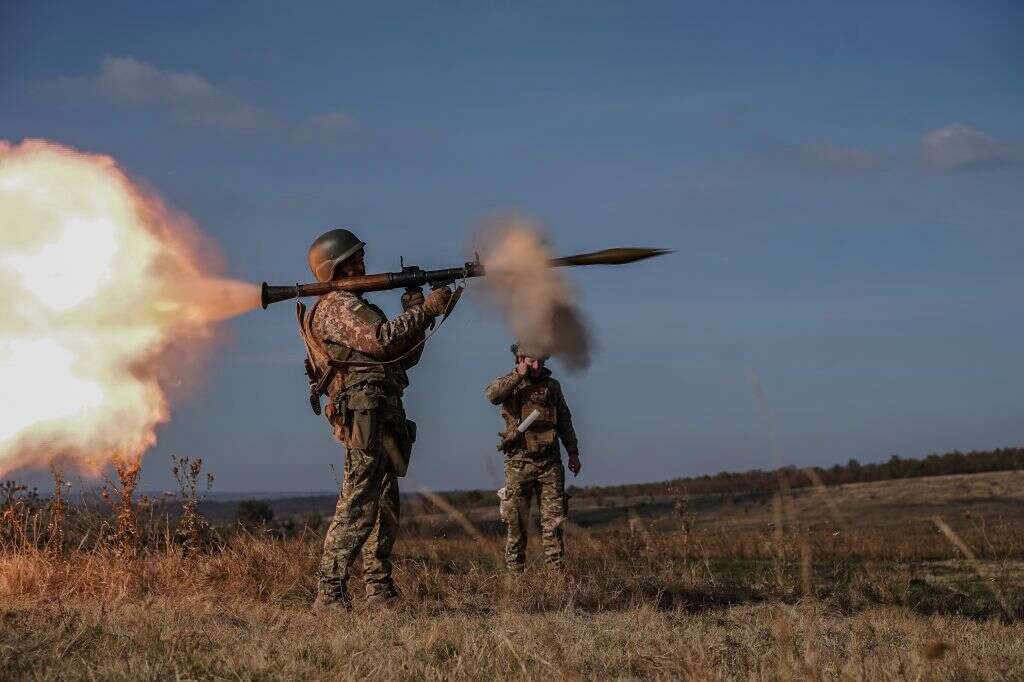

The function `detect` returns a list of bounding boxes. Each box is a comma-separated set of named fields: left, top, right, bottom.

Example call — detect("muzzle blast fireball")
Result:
left=0, top=139, right=259, bottom=477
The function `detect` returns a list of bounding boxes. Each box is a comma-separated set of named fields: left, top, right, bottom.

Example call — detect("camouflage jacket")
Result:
left=485, top=368, right=579, bottom=459
left=310, top=290, right=432, bottom=408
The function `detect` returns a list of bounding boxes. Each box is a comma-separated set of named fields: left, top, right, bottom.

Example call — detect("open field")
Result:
left=3, top=469, right=1024, bottom=679
left=415, top=469, right=1024, bottom=548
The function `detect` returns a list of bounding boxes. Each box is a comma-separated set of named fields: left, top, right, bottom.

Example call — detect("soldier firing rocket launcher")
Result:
left=259, top=247, right=672, bottom=309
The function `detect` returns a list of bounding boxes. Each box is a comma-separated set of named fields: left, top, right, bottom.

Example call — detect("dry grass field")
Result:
left=3, top=468, right=1024, bottom=680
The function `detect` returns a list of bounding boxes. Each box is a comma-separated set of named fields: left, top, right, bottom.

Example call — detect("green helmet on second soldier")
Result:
left=510, top=341, right=550, bottom=361
left=308, top=228, right=365, bottom=282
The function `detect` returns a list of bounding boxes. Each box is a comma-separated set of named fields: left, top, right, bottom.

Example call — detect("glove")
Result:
left=401, top=287, right=425, bottom=311
left=422, top=286, right=453, bottom=317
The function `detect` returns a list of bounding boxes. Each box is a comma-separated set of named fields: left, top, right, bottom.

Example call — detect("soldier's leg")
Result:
left=538, top=458, right=568, bottom=568
left=317, top=409, right=386, bottom=601
left=503, top=459, right=537, bottom=573
left=361, top=464, right=400, bottom=598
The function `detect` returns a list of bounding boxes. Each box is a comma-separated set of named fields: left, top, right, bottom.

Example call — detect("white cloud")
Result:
left=46, top=56, right=353, bottom=141
left=921, top=124, right=1019, bottom=170
left=97, top=56, right=277, bottom=133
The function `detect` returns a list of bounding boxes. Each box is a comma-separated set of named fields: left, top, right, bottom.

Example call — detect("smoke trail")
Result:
left=472, top=215, right=591, bottom=371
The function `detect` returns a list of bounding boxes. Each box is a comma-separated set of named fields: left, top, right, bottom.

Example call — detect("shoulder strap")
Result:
left=300, top=300, right=344, bottom=370
left=296, top=300, right=346, bottom=414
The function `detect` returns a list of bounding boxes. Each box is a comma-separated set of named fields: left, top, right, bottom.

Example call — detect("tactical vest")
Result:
left=507, top=377, right=559, bottom=455
left=296, top=298, right=409, bottom=422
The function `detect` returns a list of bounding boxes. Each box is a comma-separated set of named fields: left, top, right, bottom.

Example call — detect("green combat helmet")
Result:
left=308, top=228, right=365, bottom=282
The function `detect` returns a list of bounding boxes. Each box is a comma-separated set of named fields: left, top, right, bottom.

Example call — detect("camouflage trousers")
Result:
left=317, top=407, right=400, bottom=599
left=501, top=455, right=567, bottom=572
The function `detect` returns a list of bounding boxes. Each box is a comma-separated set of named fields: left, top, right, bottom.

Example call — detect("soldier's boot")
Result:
left=505, top=558, right=526, bottom=574
left=312, top=573, right=351, bottom=612
left=312, top=588, right=351, bottom=613
left=365, top=593, right=400, bottom=608
left=365, top=580, right=400, bottom=606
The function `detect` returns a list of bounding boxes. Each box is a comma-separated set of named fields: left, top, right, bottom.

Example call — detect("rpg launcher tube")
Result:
left=260, top=262, right=483, bottom=309
left=261, top=246, right=670, bottom=309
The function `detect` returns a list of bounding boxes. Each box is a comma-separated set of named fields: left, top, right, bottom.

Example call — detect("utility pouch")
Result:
left=346, top=388, right=385, bottom=411
left=382, top=418, right=415, bottom=477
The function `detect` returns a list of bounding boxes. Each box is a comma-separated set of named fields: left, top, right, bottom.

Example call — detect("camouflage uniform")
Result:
left=485, top=368, right=579, bottom=572
left=310, top=289, right=434, bottom=601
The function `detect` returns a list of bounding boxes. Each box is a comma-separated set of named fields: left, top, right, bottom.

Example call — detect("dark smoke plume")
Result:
left=472, top=215, right=591, bottom=371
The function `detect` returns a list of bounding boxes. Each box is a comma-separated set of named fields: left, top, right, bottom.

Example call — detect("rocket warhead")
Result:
left=549, top=247, right=673, bottom=267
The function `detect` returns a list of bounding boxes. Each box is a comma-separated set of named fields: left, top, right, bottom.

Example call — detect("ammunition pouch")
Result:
left=498, top=426, right=558, bottom=456
left=497, top=428, right=523, bottom=453
left=523, top=429, right=558, bottom=454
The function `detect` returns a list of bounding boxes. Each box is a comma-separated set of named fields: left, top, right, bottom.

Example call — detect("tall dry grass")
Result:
left=2, top=467, right=1024, bottom=680
left=3, top=532, right=1024, bottom=680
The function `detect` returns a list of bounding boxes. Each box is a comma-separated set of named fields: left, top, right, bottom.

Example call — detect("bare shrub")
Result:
left=46, top=466, right=65, bottom=555
left=171, top=455, right=214, bottom=553
left=102, top=457, right=142, bottom=557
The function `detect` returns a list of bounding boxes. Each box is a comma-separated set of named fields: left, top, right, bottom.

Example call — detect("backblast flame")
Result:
left=0, top=139, right=259, bottom=477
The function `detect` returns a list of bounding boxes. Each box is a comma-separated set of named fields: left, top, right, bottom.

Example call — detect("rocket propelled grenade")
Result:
left=549, top=247, right=673, bottom=267
left=260, top=246, right=671, bottom=309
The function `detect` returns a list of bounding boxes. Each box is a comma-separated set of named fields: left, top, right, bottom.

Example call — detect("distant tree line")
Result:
left=572, top=447, right=1024, bottom=500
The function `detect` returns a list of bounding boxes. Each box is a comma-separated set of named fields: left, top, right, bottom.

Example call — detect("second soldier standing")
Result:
left=485, top=343, right=581, bottom=573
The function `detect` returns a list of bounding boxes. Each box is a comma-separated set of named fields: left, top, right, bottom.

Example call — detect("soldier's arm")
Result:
left=399, top=330, right=427, bottom=370
left=314, top=294, right=434, bottom=361
left=484, top=371, right=524, bottom=405
left=553, top=381, right=580, bottom=457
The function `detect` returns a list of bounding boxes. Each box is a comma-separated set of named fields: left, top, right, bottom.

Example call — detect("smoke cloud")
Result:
left=472, top=216, right=591, bottom=371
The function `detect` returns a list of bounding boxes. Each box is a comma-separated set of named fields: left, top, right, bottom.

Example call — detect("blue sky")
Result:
left=2, top=1, right=1022, bottom=492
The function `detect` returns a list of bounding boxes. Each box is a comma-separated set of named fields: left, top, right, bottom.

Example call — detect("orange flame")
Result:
left=0, top=139, right=259, bottom=476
